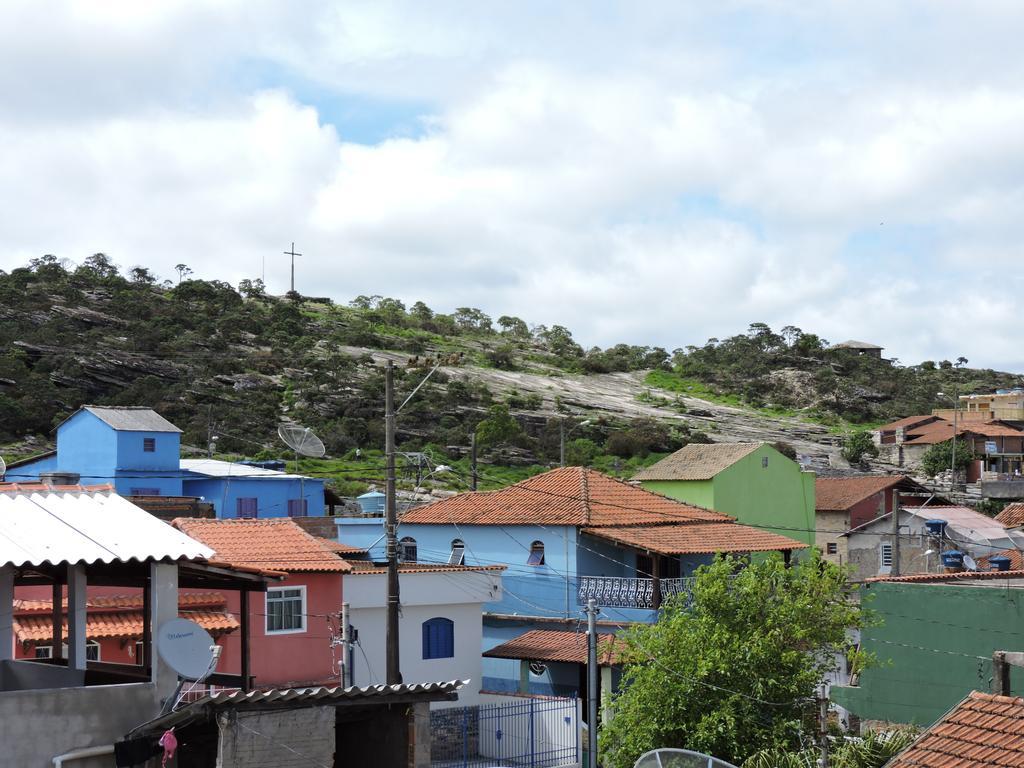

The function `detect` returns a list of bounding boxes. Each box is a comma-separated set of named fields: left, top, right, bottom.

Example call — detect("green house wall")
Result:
left=832, top=581, right=1023, bottom=725
left=640, top=443, right=816, bottom=547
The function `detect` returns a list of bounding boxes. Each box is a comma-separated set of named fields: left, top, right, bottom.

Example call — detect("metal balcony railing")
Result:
left=577, top=576, right=698, bottom=609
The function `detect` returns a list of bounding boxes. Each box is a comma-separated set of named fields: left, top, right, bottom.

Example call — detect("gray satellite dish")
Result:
left=963, top=554, right=978, bottom=572
left=634, top=749, right=740, bottom=768
left=157, top=618, right=218, bottom=681
left=278, top=424, right=326, bottom=458
left=0, top=456, right=5, bottom=482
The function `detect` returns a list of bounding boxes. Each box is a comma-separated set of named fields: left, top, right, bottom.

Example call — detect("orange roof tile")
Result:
left=13, top=593, right=238, bottom=642
left=401, top=467, right=731, bottom=527
left=483, top=629, right=627, bottom=666
left=0, top=483, right=115, bottom=494
left=631, top=442, right=763, bottom=481
left=316, top=537, right=368, bottom=555
left=172, top=518, right=352, bottom=573
left=979, top=550, right=1024, bottom=570
left=874, top=415, right=943, bottom=433
left=996, top=503, right=1024, bottom=528
left=582, top=523, right=807, bottom=555
left=815, top=475, right=908, bottom=512
left=868, top=569, right=1024, bottom=584
left=887, top=691, right=1024, bottom=768
left=903, top=420, right=1024, bottom=446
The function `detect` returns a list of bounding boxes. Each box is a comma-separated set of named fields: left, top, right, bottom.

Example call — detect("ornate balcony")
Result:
left=576, top=576, right=697, bottom=609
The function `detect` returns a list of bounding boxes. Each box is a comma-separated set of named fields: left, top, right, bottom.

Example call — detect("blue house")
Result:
left=8, top=406, right=326, bottom=519
left=336, top=466, right=806, bottom=695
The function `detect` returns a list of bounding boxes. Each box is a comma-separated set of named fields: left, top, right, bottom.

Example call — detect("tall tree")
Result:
left=600, top=554, right=871, bottom=767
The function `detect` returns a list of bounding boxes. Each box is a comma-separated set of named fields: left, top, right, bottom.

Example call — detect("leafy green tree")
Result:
left=743, top=727, right=918, bottom=768
left=474, top=403, right=522, bottom=447
left=238, top=278, right=266, bottom=298
left=565, top=437, right=600, bottom=466
left=454, top=307, right=493, bottom=333
left=920, top=439, right=975, bottom=477
left=600, top=554, right=871, bottom=767
left=841, top=431, right=879, bottom=464
left=497, top=315, right=530, bottom=338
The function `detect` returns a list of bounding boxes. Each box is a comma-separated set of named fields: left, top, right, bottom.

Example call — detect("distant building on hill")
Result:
left=830, top=340, right=885, bottom=358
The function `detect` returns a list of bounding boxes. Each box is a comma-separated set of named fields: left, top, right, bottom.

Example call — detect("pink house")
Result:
left=172, top=518, right=355, bottom=688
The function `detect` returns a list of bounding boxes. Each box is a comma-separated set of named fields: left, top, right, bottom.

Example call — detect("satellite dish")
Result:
left=634, top=749, right=740, bottom=768
left=157, top=618, right=218, bottom=681
left=964, top=555, right=978, bottom=572
left=0, top=456, right=5, bottom=482
left=278, top=424, right=326, bottom=458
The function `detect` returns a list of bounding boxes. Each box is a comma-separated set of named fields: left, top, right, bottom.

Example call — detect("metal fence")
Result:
left=431, top=696, right=580, bottom=767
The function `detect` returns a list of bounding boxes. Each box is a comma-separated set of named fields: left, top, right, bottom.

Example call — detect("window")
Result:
left=236, top=497, right=258, bottom=519
left=143, top=437, right=156, bottom=452
left=34, top=645, right=52, bottom=659
left=422, top=617, right=454, bottom=659
left=266, top=586, right=306, bottom=634
left=399, top=537, right=418, bottom=563
left=881, top=543, right=894, bottom=568
left=86, top=641, right=100, bottom=661
left=527, top=540, right=545, bottom=566
left=130, top=488, right=160, bottom=497
left=762, top=456, right=769, bottom=468
left=37, top=642, right=100, bottom=661
left=826, top=542, right=838, bottom=555
left=287, top=499, right=308, bottom=517
left=134, top=641, right=145, bottom=666
left=448, top=539, right=465, bottom=566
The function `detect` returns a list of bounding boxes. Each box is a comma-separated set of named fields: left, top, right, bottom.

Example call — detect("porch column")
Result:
left=240, top=587, right=252, bottom=691
left=150, top=561, right=179, bottom=702
left=66, top=563, right=88, bottom=670
left=51, top=575, right=63, bottom=662
left=651, top=555, right=661, bottom=610
left=600, top=665, right=614, bottom=723
left=0, top=565, right=13, bottom=662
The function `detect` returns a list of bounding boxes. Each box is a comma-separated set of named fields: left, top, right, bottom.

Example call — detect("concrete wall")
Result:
left=816, top=510, right=850, bottom=566
left=0, top=681, right=160, bottom=768
left=182, top=476, right=326, bottom=518
left=833, top=580, right=1024, bottom=726
left=219, top=707, right=335, bottom=768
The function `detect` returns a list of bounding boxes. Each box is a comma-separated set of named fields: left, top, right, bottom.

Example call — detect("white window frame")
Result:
left=34, top=645, right=52, bottom=659
left=880, top=542, right=894, bottom=570
left=265, top=585, right=307, bottom=635
left=36, top=641, right=100, bottom=661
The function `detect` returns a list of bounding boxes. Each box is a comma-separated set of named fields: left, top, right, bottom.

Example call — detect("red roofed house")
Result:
left=814, top=475, right=942, bottom=566
left=172, top=517, right=352, bottom=688
left=337, top=466, right=806, bottom=698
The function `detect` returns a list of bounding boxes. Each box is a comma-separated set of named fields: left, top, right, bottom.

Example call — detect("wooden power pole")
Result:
left=385, top=361, right=402, bottom=684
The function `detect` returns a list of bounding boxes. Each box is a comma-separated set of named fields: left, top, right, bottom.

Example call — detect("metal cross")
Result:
left=284, top=242, right=302, bottom=293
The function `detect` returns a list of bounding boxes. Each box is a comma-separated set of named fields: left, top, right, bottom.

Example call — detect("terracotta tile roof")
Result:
left=172, top=518, right=351, bottom=573
left=874, top=415, right=943, bottom=433
left=631, top=443, right=763, bottom=481
left=13, top=592, right=238, bottom=642
left=979, top=550, right=1024, bottom=570
left=483, top=629, right=627, bottom=666
left=0, top=483, right=115, bottom=494
left=400, top=467, right=731, bottom=527
left=316, top=538, right=368, bottom=555
left=815, top=475, right=907, bottom=512
left=996, top=503, right=1024, bottom=528
left=582, top=523, right=807, bottom=555
left=903, top=420, right=1024, bottom=446
left=886, top=691, right=1024, bottom=768
left=867, top=569, right=1024, bottom=584
left=347, top=563, right=507, bottom=575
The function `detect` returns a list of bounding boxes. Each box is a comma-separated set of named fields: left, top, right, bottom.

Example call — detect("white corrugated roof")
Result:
left=0, top=489, right=213, bottom=568
left=180, top=459, right=311, bottom=480
left=905, top=506, right=1024, bottom=551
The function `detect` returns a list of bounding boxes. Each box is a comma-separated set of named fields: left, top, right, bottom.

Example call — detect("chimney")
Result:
left=39, top=471, right=81, bottom=487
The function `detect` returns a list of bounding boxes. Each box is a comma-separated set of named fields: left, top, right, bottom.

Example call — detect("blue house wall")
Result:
left=181, top=476, right=325, bottom=518
left=5, top=453, right=59, bottom=481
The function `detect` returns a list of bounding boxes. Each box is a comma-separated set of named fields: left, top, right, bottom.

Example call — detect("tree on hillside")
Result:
left=600, top=554, right=872, bottom=768
left=920, top=439, right=975, bottom=477
left=842, top=431, right=879, bottom=464
left=474, top=403, right=523, bottom=447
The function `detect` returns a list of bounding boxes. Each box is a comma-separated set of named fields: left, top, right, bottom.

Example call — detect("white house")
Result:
left=343, top=563, right=504, bottom=707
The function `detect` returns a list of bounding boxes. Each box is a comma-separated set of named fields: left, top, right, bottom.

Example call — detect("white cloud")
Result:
left=1, top=1, right=1023, bottom=371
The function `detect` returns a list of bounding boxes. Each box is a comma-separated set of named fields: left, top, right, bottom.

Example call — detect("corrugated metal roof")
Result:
left=126, top=680, right=466, bottom=737
left=180, top=459, right=311, bottom=480
left=631, top=443, right=763, bottom=481
left=81, top=406, right=182, bottom=433
left=0, top=488, right=213, bottom=568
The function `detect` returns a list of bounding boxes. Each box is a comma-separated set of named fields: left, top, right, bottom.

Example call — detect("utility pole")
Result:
left=891, top=489, right=901, bottom=577
left=586, top=598, right=599, bottom=768
left=950, top=385, right=959, bottom=484
left=818, top=688, right=830, bottom=768
left=284, top=242, right=301, bottom=294
left=341, top=602, right=351, bottom=687
left=560, top=420, right=567, bottom=467
left=385, top=360, right=402, bottom=684
left=470, top=433, right=478, bottom=491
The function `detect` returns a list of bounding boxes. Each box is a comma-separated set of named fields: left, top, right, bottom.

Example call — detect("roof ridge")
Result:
left=580, top=467, right=592, bottom=525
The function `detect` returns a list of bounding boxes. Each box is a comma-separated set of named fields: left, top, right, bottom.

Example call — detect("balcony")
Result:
left=577, top=576, right=697, bottom=610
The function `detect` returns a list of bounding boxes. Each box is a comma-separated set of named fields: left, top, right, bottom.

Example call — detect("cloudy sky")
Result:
left=2, top=1, right=1023, bottom=371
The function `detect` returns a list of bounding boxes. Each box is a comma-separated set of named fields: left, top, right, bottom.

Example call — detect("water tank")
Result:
left=357, top=491, right=385, bottom=515
left=941, top=550, right=965, bottom=569
left=990, top=556, right=1012, bottom=572
left=997, top=389, right=1010, bottom=395
left=924, top=519, right=948, bottom=536
left=40, top=471, right=81, bottom=487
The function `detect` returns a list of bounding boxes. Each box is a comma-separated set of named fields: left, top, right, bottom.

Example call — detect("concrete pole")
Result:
left=66, top=564, right=87, bottom=670
left=151, top=562, right=180, bottom=703
left=891, top=489, right=901, bottom=577
left=385, top=360, right=402, bottom=685
left=560, top=420, right=566, bottom=467
left=951, top=390, right=958, bottom=483
left=586, top=598, right=598, bottom=768
left=819, top=691, right=830, bottom=768
left=341, top=602, right=351, bottom=687
left=470, top=433, right=478, bottom=491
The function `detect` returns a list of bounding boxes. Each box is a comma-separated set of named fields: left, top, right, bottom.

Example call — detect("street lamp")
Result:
left=937, top=388, right=960, bottom=482
left=560, top=418, right=592, bottom=467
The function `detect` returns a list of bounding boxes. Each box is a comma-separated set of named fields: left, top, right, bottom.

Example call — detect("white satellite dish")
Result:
left=634, top=748, right=740, bottom=768
left=278, top=424, right=326, bottom=458
left=963, top=554, right=978, bottom=572
left=157, top=618, right=218, bottom=681
left=0, top=456, right=6, bottom=482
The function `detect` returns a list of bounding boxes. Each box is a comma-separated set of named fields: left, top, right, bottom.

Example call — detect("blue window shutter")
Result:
left=288, top=499, right=307, bottom=517
left=236, top=498, right=258, bottom=518
left=422, top=618, right=454, bottom=659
